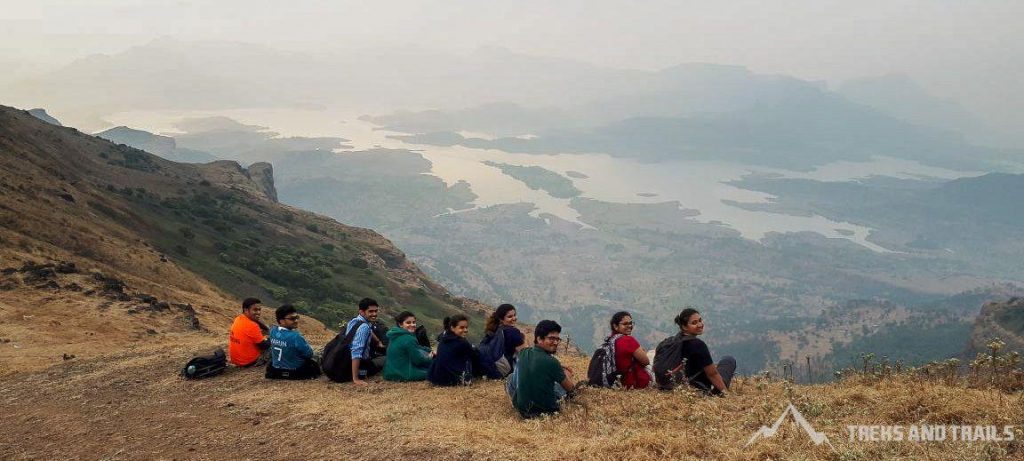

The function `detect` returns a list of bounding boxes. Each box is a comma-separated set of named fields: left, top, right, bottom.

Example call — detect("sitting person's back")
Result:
left=485, top=304, right=527, bottom=372
left=428, top=315, right=474, bottom=386
left=228, top=298, right=269, bottom=367
left=383, top=312, right=433, bottom=382
left=509, top=320, right=575, bottom=418
left=265, top=305, right=321, bottom=380
left=657, top=308, right=736, bottom=395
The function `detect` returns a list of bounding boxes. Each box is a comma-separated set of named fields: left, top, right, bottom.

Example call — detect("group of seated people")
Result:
left=226, top=296, right=736, bottom=418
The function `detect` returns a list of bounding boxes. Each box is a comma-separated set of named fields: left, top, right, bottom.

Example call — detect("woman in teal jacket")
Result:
left=383, top=311, right=434, bottom=382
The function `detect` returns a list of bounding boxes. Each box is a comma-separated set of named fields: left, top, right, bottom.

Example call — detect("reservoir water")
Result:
left=104, top=108, right=978, bottom=252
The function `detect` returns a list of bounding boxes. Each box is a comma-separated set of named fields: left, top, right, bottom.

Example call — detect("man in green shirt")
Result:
left=509, top=320, right=576, bottom=418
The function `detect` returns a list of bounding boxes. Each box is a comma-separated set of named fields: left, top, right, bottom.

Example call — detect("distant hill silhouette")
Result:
left=96, top=126, right=219, bottom=164
left=28, top=108, right=62, bottom=126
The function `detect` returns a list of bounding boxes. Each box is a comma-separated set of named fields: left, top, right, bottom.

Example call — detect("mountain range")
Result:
left=6, top=38, right=1020, bottom=163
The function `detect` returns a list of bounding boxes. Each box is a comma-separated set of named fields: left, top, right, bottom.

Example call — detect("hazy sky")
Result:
left=2, top=0, right=1021, bottom=132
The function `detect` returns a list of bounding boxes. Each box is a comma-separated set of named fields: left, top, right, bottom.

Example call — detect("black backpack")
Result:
left=182, top=348, right=227, bottom=380
left=415, top=325, right=431, bottom=348
left=370, top=320, right=390, bottom=358
left=321, top=320, right=369, bottom=382
left=587, top=334, right=623, bottom=387
left=477, top=327, right=510, bottom=379
left=652, top=334, right=696, bottom=390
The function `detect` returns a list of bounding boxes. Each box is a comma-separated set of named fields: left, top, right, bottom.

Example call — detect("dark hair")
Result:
left=533, top=320, right=561, bottom=343
left=443, top=314, right=469, bottom=332
left=275, top=304, right=297, bottom=322
left=485, top=303, right=516, bottom=334
left=610, top=311, right=632, bottom=332
left=358, top=298, right=379, bottom=311
left=674, top=308, right=700, bottom=331
left=395, top=311, right=416, bottom=326
left=242, top=297, right=261, bottom=311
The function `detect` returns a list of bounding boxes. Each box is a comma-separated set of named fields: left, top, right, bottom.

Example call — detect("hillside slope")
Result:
left=0, top=104, right=486, bottom=373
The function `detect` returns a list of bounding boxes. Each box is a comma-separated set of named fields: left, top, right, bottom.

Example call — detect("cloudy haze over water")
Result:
left=2, top=0, right=1022, bottom=144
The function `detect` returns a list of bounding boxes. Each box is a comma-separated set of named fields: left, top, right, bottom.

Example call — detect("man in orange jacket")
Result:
left=228, top=297, right=270, bottom=367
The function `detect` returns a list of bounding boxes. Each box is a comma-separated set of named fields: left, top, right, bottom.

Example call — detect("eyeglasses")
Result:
left=542, top=336, right=562, bottom=343
left=285, top=315, right=300, bottom=321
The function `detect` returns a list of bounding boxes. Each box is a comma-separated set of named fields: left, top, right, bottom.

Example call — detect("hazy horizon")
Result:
left=2, top=0, right=1022, bottom=146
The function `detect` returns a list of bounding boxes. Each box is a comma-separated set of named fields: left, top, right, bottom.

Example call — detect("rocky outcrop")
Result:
left=246, top=162, right=278, bottom=202
left=195, top=160, right=278, bottom=202
left=967, top=297, right=1024, bottom=357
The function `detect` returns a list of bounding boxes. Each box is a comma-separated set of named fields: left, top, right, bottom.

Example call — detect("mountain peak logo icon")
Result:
left=745, top=402, right=835, bottom=451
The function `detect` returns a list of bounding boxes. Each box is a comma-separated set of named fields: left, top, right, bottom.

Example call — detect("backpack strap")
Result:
left=674, top=334, right=708, bottom=382
left=346, top=319, right=367, bottom=342
left=603, top=334, right=623, bottom=387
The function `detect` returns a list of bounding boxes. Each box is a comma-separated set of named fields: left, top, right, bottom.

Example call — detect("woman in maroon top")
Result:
left=610, top=311, right=651, bottom=389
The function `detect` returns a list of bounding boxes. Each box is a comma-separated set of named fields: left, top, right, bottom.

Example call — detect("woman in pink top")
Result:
left=610, top=311, right=651, bottom=389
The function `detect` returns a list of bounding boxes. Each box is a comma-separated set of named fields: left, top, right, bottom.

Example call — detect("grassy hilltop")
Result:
left=1, top=338, right=1022, bottom=460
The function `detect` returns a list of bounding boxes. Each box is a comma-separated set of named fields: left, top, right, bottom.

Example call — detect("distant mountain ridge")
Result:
left=837, top=74, right=989, bottom=145
left=95, top=126, right=219, bottom=164
left=8, top=37, right=1019, bottom=167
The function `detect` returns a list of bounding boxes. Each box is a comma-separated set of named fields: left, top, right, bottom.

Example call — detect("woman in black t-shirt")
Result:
left=675, top=308, right=736, bottom=395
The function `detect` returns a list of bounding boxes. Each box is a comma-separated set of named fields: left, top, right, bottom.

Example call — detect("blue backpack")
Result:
left=477, top=327, right=511, bottom=379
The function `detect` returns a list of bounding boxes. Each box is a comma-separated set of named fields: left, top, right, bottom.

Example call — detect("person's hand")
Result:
left=429, top=351, right=437, bottom=358
left=353, top=379, right=368, bottom=387
left=563, top=367, right=574, bottom=378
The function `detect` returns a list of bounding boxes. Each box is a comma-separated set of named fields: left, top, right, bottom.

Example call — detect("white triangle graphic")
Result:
left=745, top=402, right=836, bottom=451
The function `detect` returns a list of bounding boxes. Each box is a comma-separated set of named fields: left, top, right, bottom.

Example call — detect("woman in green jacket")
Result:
left=383, top=311, right=434, bottom=382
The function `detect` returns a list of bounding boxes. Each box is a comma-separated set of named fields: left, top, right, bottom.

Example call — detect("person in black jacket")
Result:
left=428, top=315, right=474, bottom=386
left=674, top=308, right=736, bottom=395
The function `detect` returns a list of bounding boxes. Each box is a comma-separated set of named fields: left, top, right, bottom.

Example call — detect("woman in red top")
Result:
left=610, top=311, right=651, bottom=389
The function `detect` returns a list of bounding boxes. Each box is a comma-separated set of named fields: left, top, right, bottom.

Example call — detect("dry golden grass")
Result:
left=2, top=335, right=1022, bottom=461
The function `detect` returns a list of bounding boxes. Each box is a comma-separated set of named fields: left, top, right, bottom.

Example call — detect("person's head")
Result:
left=674, top=308, right=703, bottom=336
left=443, top=314, right=469, bottom=338
left=395, top=311, right=417, bottom=333
left=485, top=303, right=517, bottom=333
left=358, top=297, right=380, bottom=322
left=275, top=304, right=300, bottom=328
left=533, top=320, right=562, bottom=353
left=242, top=297, right=262, bottom=321
left=610, top=311, right=634, bottom=335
